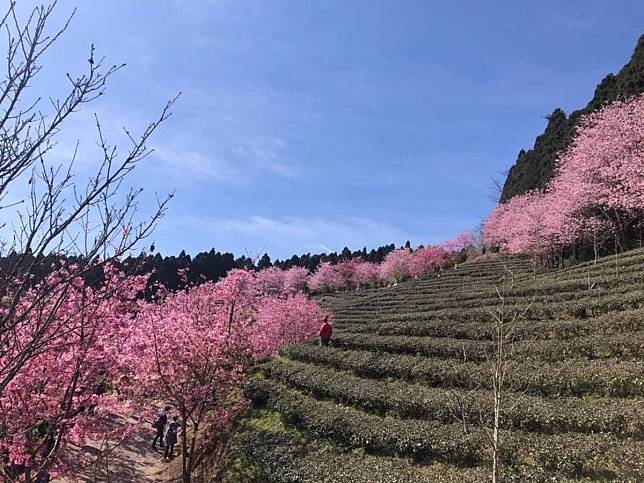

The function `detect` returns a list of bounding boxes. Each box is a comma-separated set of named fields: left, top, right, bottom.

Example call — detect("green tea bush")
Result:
left=338, top=309, right=644, bottom=340
left=331, top=331, right=644, bottom=361
left=261, top=358, right=644, bottom=438
left=240, top=430, right=492, bottom=483
left=283, top=346, right=644, bottom=397
left=247, top=378, right=644, bottom=479
left=245, top=250, right=644, bottom=481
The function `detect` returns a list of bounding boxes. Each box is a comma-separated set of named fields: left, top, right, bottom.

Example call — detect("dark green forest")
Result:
left=125, top=243, right=401, bottom=291
left=0, top=243, right=404, bottom=293
left=500, top=34, right=644, bottom=202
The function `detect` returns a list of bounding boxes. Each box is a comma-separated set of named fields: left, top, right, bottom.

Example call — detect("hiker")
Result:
left=319, top=316, right=333, bottom=347
left=152, top=406, right=170, bottom=449
left=164, top=416, right=180, bottom=460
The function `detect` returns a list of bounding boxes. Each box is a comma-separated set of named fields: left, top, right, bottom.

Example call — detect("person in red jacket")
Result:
left=318, top=316, right=333, bottom=347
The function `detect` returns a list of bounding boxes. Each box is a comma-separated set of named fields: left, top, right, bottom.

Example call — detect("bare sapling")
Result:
left=485, top=265, right=533, bottom=483
left=0, top=1, right=176, bottom=395
left=446, top=387, right=474, bottom=435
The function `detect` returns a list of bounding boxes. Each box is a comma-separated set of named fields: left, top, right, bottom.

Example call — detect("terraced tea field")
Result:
left=242, top=250, right=644, bottom=482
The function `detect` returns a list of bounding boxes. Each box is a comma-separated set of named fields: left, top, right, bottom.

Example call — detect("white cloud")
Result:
left=232, top=137, right=299, bottom=178
left=153, top=146, right=242, bottom=183
left=319, top=243, right=333, bottom=253
left=151, top=136, right=299, bottom=185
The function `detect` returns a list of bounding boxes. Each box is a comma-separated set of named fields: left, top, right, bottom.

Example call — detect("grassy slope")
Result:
left=236, top=249, right=644, bottom=482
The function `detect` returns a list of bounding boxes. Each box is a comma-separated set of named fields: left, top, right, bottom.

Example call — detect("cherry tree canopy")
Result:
left=484, top=94, right=644, bottom=258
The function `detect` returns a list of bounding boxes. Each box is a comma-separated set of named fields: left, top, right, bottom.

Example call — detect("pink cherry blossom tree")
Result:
left=550, top=94, right=644, bottom=251
left=256, top=293, right=325, bottom=350
left=354, top=261, right=380, bottom=288
left=0, top=265, right=148, bottom=481
left=484, top=192, right=550, bottom=256
left=123, top=269, right=326, bottom=482
left=283, top=266, right=310, bottom=293
left=0, top=0, right=173, bottom=417
left=442, top=231, right=476, bottom=253
left=379, top=249, right=413, bottom=284
left=255, top=267, right=286, bottom=295
left=123, top=270, right=257, bottom=482
left=308, top=262, right=343, bottom=293
left=409, top=245, right=447, bottom=278
left=484, top=94, right=644, bottom=262
left=335, top=259, right=360, bottom=290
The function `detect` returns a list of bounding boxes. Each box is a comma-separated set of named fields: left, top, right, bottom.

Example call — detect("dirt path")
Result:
left=54, top=415, right=177, bottom=482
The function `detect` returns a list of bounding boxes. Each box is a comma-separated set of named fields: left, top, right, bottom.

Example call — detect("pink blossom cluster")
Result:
left=255, top=266, right=311, bottom=294
left=307, top=231, right=475, bottom=292
left=121, top=268, right=327, bottom=477
left=252, top=231, right=476, bottom=295
left=0, top=266, right=327, bottom=479
left=484, top=95, right=644, bottom=258
left=0, top=263, right=149, bottom=479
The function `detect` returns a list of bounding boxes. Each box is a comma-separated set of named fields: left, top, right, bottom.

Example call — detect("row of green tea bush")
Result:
left=336, top=264, right=644, bottom=304
left=238, top=429, right=496, bottom=483
left=283, top=346, right=644, bottom=397
left=330, top=330, right=644, bottom=362
left=261, top=358, right=643, bottom=438
left=332, top=276, right=644, bottom=317
left=247, top=378, right=643, bottom=480
left=341, top=290, right=644, bottom=325
left=337, top=309, right=644, bottom=340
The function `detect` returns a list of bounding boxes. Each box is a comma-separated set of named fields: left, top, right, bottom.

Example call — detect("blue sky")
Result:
left=14, top=0, right=644, bottom=260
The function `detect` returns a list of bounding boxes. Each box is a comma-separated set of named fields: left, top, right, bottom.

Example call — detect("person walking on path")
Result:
left=164, top=416, right=180, bottom=460
left=318, top=316, right=333, bottom=347
left=152, top=406, right=170, bottom=449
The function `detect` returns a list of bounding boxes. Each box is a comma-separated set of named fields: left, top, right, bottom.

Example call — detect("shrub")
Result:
left=282, top=346, right=644, bottom=397
left=261, top=358, right=644, bottom=438
left=247, top=378, right=644, bottom=480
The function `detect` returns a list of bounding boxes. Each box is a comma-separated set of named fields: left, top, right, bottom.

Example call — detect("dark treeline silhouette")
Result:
left=1, top=242, right=407, bottom=294
left=127, top=243, right=403, bottom=291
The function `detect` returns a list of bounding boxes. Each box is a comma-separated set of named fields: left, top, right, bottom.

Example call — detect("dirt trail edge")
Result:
left=54, top=415, right=175, bottom=483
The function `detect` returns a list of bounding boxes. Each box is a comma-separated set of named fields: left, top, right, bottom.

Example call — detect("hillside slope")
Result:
left=243, top=249, right=644, bottom=482
left=501, top=34, right=644, bottom=202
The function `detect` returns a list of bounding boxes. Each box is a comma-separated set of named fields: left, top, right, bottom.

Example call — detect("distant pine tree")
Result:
left=258, top=253, right=272, bottom=270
